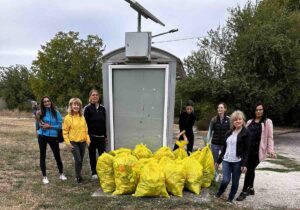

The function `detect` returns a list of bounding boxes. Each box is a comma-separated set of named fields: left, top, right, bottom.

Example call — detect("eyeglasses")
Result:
left=43, top=100, right=51, bottom=104
left=255, top=109, right=263, bottom=112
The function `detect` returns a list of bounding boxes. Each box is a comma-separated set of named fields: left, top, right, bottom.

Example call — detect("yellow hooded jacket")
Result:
left=63, top=114, right=90, bottom=145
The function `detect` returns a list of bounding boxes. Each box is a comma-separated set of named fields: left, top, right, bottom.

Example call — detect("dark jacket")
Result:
left=210, top=115, right=230, bottom=145
left=217, top=127, right=250, bottom=167
left=84, top=103, right=107, bottom=137
left=179, top=112, right=196, bottom=136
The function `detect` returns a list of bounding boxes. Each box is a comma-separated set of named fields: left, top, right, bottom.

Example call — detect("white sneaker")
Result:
left=59, top=174, right=67, bottom=181
left=215, top=174, right=220, bottom=182
left=91, top=174, right=98, bottom=180
left=42, top=177, right=49, bottom=184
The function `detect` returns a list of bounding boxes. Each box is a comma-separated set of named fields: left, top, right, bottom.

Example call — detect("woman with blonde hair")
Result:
left=63, top=98, right=90, bottom=183
left=215, top=110, right=250, bottom=204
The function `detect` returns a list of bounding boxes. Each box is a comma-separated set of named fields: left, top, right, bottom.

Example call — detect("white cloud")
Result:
left=0, top=0, right=253, bottom=67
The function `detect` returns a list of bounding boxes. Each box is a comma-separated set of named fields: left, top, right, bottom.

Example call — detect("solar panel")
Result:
left=124, top=0, right=165, bottom=27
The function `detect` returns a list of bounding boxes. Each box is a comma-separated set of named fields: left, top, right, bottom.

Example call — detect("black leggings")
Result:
left=88, top=136, right=106, bottom=175
left=173, top=134, right=194, bottom=154
left=242, top=153, right=260, bottom=192
left=38, top=135, right=63, bottom=176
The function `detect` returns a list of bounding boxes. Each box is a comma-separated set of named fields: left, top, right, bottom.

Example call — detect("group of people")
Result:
left=35, top=89, right=107, bottom=184
left=175, top=101, right=276, bottom=204
left=35, top=92, right=276, bottom=203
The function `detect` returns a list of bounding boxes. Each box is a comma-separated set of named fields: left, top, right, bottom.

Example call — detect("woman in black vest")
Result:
left=207, top=102, right=230, bottom=181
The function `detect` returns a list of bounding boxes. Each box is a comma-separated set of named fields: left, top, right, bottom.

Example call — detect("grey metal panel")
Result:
left=167, top=61, right=177, bottom=147
left=102, top=62, right=111, bottom=150
left=102, top=46, right=181, bottom=151
left=112, top=68, right=165, bottom=151
left=125, top=32, right=151, bottom=59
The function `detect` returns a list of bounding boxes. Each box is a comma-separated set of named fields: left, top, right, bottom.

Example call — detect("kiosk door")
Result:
left=109, top=65, right=168, bottom=151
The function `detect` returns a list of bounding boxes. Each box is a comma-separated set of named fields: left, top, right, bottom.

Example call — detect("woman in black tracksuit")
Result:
left=84, top=89, right=107, bottom=180
left=173, top=100, right=196, bottom=154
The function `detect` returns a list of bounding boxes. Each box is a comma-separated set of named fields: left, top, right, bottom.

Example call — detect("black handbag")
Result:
left=57, top=129, right=64, bottom=143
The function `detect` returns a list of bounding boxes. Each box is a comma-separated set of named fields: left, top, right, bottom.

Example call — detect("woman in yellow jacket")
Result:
left=63, top=98, right=90, bottom=183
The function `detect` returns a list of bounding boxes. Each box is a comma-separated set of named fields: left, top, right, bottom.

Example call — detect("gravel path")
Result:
left=189, top=128, right=300, bottom=209
left=236, top=170, right=300, bottom=209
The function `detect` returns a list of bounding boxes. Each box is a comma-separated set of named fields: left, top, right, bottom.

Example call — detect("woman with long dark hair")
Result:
left=173, top=100, right=196, bottom=154
left=236, top=102, right=276, bottom=201
left=37, top=96, right=67, bottom=184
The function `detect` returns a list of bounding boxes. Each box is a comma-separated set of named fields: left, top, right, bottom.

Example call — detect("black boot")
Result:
left=236, top=192, right=247, bottom=201
left=247, top=188, right=255, bottom=195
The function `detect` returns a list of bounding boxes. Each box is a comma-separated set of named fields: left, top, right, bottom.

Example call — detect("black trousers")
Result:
left=71, top=142, right=86, bottom=179
left=38, top=135, right=63, bottom=176
left=242, top=152, right=260, bottom=192
left=88, top=136, right=106, bottom=175
left=173, top=134, right=194, bottom=154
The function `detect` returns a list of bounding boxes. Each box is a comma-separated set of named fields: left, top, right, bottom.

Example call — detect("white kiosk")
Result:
left=102, top=0, right=184, bottom=151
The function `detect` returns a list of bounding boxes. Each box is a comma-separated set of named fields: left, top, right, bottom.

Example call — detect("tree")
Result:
left=30, top=31, right=105, bottom=106
left=0, top=65, right=35, bottom=110
left=181, top=0, right=300, bottom=125
left=225, top=0, right=300, bottom=123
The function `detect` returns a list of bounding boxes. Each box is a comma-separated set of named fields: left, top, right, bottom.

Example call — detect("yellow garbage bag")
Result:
left=190, top=149, right=206, bottom=164
left=132, top=158, right=156, bottom=183
left=96, top=152, right=115, bottom=193
left=109, top=148, right=132, bottom=156
left=158, top=156, right=173, bottom=168
left=162, top=159, right=185, bottom=197
left=113, top=153, right=138, bottom=195
left=132, top=143, right=152, bottom=159
left=200, top=145, right=215, bottom=188
left=153, top=146, right=175, bottom=161
left=174, top=140, right=188, bottom=159
left=133, top=159, right=169, bottom=198
left=183, top=157, right=203, bottom=194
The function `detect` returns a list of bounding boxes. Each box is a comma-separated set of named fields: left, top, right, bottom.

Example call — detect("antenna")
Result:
left=124, top=0, right=165, bottom=32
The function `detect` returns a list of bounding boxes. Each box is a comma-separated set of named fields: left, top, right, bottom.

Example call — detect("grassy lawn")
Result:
left=257, top=154, right=300, bottom=173
left=0, top=115, right=249, bottom=210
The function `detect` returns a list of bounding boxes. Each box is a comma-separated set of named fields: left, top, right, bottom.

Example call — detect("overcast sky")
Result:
left=0, top=0, right=253, bottom=68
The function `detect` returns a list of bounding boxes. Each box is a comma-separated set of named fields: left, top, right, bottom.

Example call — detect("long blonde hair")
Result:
left=67, top=98, right=83, bottom=116
left=230, top=110, right=246, bottom=130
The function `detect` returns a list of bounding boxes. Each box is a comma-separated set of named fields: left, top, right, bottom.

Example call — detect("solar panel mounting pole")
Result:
left=124, top=0, right=165, bottom=32
left=138, top=13, right=141, bottom=32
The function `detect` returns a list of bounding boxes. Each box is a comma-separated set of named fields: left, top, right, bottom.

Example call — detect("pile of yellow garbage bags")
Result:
left=96, top=142, right=214, bottom=198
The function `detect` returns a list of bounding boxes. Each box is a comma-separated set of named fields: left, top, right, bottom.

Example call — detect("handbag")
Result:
left=57, top=129, right=64, bottom=143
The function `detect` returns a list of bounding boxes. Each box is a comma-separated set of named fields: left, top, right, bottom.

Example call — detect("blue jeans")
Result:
left=211, top=144, right=223, bottom=177
left=217, top=160, right=242, bottom=200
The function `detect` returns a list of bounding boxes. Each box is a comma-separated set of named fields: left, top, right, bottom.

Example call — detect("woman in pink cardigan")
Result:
left=236, top=102, right=276, bottom=201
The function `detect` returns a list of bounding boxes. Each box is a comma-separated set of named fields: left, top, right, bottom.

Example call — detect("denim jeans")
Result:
left=211, top=144, right=223, bottom=177
left=211, top=144, right=224, bottom=163
left=217, top=160, right=242, bottom=200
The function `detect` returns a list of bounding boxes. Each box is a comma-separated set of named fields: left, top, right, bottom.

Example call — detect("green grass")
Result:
left=257, top=154, right=300, bottom=172
left=0, top=118, right=257, bottom=209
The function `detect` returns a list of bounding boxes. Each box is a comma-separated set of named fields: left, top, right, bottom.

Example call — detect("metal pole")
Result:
left=137, top=13, right=141, bottom=32
left=152, top=29, right=178, bottom=38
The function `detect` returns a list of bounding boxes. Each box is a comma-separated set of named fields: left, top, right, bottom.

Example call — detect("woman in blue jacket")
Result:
left=37, top=96, right=67, bottom=184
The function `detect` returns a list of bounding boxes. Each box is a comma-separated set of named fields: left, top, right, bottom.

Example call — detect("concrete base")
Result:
left=92, top=188, right=116, bottom=197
